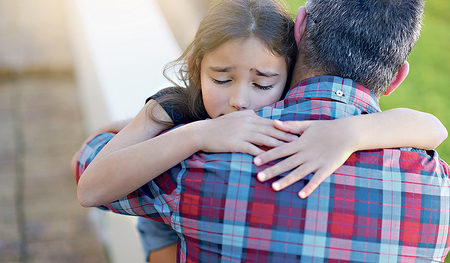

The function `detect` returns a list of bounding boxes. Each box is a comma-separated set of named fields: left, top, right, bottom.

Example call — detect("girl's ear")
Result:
left=383, top=61, right=409, bottom=96
left=294, top=7, right=307, bottom=46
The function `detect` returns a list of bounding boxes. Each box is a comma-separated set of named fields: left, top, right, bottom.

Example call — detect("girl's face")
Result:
left=200, top=37, right=288, bottom=118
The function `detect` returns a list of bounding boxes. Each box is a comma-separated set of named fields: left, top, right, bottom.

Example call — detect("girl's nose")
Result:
left=229, top=85, right=249, bottom=111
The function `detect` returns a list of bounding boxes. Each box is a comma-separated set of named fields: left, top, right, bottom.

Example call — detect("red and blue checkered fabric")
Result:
left=77, top=76, right=450, bottom=262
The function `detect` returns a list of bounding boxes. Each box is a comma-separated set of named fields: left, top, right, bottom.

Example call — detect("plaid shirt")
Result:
left=76, top=76, right=450, bottom=262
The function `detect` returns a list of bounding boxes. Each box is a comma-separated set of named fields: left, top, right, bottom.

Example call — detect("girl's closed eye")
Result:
left=212, top=77, right=274, bottom=90
left=253, top=83, right=273, bottom=90
left=212, top=78, right=231, bottom=85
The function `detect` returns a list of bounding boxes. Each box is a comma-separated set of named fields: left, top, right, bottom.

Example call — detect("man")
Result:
left=75, top=0, right=450, bottom=262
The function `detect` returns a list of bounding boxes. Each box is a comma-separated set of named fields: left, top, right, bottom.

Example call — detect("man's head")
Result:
left=292, top=0, right=424, bottom=98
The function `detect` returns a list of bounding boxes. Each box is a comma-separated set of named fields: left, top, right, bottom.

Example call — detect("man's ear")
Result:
left=294, top=7, right=307, bottom=46
left=383, top=61, right=409, bottom=96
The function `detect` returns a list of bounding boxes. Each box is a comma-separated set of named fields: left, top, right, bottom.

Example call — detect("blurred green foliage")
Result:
left=283, top=0, right=450, bottom=163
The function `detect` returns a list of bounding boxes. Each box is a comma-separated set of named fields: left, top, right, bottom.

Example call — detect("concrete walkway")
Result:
left=0, top=74, right=108, bottom=263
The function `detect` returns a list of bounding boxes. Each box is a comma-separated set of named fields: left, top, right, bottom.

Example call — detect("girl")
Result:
left=72, top=0, right=446, bottom=262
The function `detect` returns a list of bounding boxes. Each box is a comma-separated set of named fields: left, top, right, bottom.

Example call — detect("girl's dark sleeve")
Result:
left=145, top=87, right=186, bottom=125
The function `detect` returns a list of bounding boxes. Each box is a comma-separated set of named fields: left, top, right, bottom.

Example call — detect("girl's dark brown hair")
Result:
left=151, top=0, right=297, bottom=126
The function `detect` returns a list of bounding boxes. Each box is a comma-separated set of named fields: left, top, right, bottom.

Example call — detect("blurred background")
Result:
left=0, top=0, right=448, bottom=262
left=0, top=0, right=108, bottom=262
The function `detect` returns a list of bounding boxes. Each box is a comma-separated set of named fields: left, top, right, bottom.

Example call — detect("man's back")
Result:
left=103, top=76, right=450, bottom=262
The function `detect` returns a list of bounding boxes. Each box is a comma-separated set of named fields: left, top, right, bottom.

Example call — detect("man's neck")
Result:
left=289, top=70, right=318, bottom=89
left=289, top=56, right=322, bottom=89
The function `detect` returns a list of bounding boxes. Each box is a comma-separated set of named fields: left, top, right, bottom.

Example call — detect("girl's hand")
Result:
left=195, top=110, right=298, bottom=156
left=253, top=119, right=356, bottom=198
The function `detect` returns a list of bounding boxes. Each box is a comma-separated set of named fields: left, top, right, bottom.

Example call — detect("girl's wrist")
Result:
left=181, top=120, right=208, bottom=152
left=335, top=116, right=364, bottom=152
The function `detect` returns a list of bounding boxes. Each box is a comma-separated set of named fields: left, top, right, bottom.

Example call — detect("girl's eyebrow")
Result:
left=209, top=66, right=232, bottom=72
left=208, top=67, right=279, bottom=77
left=254, top=69, right=279, bottom=77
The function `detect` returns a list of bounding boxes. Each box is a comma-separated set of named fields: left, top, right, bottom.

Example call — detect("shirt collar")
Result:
left=287, top=75, right=381, bottom=114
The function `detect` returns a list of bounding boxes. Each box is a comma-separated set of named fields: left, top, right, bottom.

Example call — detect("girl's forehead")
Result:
left=201, top=36, right=288, bottom=76
left=206, top=37, right=276, bottom=59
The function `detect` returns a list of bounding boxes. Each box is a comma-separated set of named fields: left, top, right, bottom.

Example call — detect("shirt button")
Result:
left=336, top=90, right=344, bottom=97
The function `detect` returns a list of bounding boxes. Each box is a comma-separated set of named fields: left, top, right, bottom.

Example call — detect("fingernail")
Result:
left=258, top=172, right=266, bottom=181
left=272, top=182, right=281, bottom=191
left=254, top=157, right=261, bottom=166
left=299, top=191, right=306, bottom=199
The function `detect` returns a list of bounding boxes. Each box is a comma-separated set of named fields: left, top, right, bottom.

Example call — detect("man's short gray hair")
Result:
left=301, top=0, right=424, bottom=97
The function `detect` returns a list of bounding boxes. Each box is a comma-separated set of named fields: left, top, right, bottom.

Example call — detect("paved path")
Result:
left=0, top=75, right=108, bottom=262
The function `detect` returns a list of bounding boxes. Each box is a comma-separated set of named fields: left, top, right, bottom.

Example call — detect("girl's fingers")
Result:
left=273, top=120, right=314, bottom=134
left=241, top=123, right=297, bottom=145
left=256, top=152, right=305, bottom=182
left=234, top=115, right=301, bottom=143
left=265, top=128, right=298, bottom=142
left=252, top=136, right=287, bottom=148
left=298, top=167, right=331, bottom=199
left=269, top=162, right=315, bottom=191
left=240, top=142, right=265, bottom=156
left=254, top=142, right=298, bottom=166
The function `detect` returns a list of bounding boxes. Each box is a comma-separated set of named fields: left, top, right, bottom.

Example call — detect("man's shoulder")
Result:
left=345, top=147, right=449, bottom=176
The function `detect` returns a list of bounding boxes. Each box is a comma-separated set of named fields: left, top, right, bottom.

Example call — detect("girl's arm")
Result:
left=70, top=118, right=132, bottom=181
left=77, top=102, right=297, bottom=207
left=254, top=108, right=448, bottom=198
